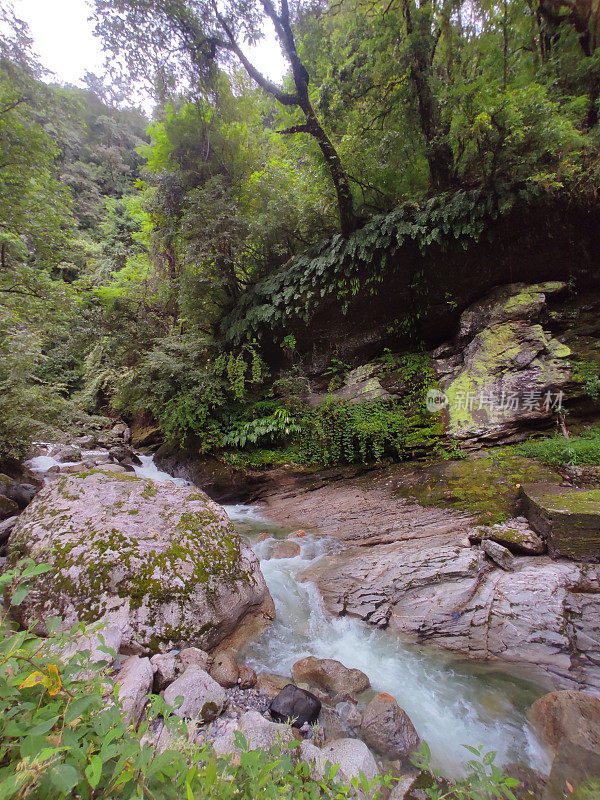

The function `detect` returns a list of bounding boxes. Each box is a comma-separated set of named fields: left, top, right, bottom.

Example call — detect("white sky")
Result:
left=13, top=0, right=287, bottom=96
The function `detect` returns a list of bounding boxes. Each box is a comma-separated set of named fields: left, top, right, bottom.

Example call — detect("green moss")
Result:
left=142, top=481, right=157, bottom=499
left=396, top=448, right=562, bottom=523
left=537, top=488, right=600, bottom=514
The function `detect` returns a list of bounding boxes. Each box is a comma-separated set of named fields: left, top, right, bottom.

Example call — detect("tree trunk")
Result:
left=301, top=105, right=358, bottom=236
left=402, top=0, right=453, bottom=190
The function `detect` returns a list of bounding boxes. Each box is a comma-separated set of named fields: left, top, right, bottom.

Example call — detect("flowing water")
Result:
left=31, top=450, right=552, bottom=777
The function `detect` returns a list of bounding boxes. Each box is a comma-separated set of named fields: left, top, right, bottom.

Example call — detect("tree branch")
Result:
left=210, top=1, right=299, bottom=105
left=277, top=123, right=313, bottom=134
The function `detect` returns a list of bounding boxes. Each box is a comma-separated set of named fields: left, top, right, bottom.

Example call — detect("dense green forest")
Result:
left=1, top=0, right=599, bottom=466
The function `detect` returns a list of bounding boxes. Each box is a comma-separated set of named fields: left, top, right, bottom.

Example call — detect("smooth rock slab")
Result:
left=305, top=541, right=600, bottom=690
left=520, top=483, right=600, bottom=561
left=163, top=665, right=225, bottom=721
left=9, top=472, right=273, bottom=654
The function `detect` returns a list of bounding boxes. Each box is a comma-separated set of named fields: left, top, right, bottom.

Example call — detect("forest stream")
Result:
left=130, top=453, right=551, bottom=777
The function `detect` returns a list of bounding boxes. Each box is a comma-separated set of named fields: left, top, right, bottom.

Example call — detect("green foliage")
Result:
left=221, top=446, right=302, bottom=470
left=299, top=397, right=442, bottom=466
left=572, top=359, right=600, bottom=402
left=412, top=742, right=519, bottom=800
left=222, top=186, right=535, bottom=347
left=222, top=408, right=301, bottom=449
left=517, top=428, right=600, bottom=466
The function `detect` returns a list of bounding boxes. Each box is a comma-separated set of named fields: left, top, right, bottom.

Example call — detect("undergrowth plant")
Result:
left=517, top=427, right=600, bottom=466
left=0, top=561, right=387, bottom=799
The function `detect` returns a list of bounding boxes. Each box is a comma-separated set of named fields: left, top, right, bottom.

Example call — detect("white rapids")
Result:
left=226, top=503, right=551, bottom=777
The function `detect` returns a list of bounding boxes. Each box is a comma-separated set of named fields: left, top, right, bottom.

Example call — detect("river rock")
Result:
left=529, top=691, right=600, bottom=754
left=520, top=483, right=600, bottom=561
left=319, top=738, right=380, bottom=783
left=434, top=282, right=571, bottom=443
left=292, top=656, right=370, bottom=698
left=8, top=472, right=274, bottom=654
left=179, top=646, right=212, bottom=672
left=150, top=653, right=179, bottom=692
left=238, top=664, right=257, bottom=689
left=53, top=445, right=82, bottom=463
left=482, top=539, right=515, bottom=571
left=1, top=481, right=37, bottom=509
left=210, top=650, right=240, bottom=688
left=0, top=516, right=17, bottom=545
left=256, top=672, right=290, bottom=698
left=358, top=693, right=420, bottom=761
left=163, top=665, right=225, bottom=721
left=271, top=540, right=301, bottom=559
left=270, top=684, right=322, bottom=727
left=468, top=519, right=546, bottom=555
left=0, top=495, right=18, bottom=519
left=116, top=655, right=154, bottom=726
left=212, top=710, right=295, bottom=756
left=304, top=541, right=600, bottom=690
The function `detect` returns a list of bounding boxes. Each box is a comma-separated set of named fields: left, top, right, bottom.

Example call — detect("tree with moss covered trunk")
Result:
left=92, top=0, right=359, bottom=236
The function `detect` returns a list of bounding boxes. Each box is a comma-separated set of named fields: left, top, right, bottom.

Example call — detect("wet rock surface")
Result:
left=269, top=683, right=322, bottom=727
left=292, top=656, right=370, bottom=699
left=259, top=458, right=600, bottom=691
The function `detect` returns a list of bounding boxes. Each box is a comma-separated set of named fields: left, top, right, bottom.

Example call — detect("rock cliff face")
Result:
left=9, top=471, right=274, bottom=654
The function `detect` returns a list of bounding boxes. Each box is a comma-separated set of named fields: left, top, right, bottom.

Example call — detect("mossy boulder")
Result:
left=435, top=282, right=571, bottom=442
left=8, top=472, right=274, bottom=653
left=520, top=483, right=600, bottom=561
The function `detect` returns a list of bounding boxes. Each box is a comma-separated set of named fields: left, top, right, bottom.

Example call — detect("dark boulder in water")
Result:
left=269, top=684, right=321, bottom=727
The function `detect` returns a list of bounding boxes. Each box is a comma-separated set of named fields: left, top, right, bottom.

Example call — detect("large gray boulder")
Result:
left=434, top=282, right=571, bottom=443
left=8, top=472, right=274, bottom=654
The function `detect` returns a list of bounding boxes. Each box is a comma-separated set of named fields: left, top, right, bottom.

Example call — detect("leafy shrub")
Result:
left=299, top=397, right=442, bottom=466
left=517, top=428, right=600, bottom=466
left=222, top=408, right=301, bottom=449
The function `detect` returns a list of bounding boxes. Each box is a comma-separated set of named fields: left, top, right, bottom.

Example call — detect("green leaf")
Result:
left=50, top=764, right=80, bottom=795
left=85, top=755, right=102, bottom=789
